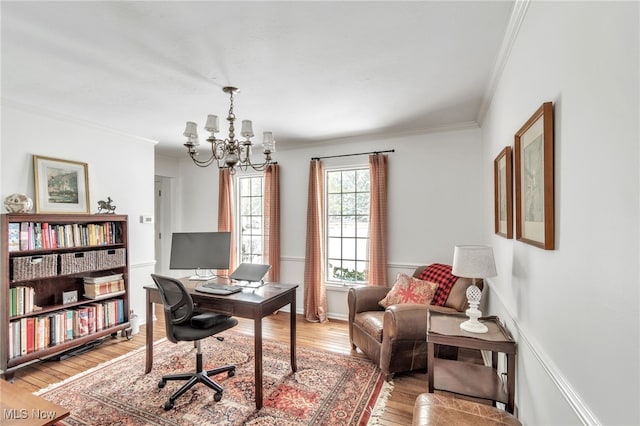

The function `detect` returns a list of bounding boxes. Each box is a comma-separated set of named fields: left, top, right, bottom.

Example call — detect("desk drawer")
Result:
left=194, top=299, right=234, bottom=316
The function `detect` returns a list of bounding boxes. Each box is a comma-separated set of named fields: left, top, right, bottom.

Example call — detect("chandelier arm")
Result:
left=189, top=152, right=217, bottom=168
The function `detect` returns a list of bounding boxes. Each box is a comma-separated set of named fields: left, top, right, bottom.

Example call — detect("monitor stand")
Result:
left=188, top=270, right=216, bottom=281
left=235, top=279, right=266, bottom=288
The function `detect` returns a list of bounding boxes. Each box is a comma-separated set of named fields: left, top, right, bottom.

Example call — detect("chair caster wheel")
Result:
left=228, top=369, right=235, bottom=377
left=214, top=392, right=223, bottom=402
left=163, top=401, right=174, bottom=410
left=158, top=380, right=166, bottom=389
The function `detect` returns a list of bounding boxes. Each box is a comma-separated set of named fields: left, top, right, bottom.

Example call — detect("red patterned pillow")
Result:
left=418, top=263, right=459, bottom=306
left=379, top=273, right=439, bottom=308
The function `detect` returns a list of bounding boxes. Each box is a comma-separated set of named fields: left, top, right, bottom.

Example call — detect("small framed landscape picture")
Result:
left=33, top=155, right=90, bottom=214
left=494, top=146, right=513, bottom=239
left=514, top=102, right=554, bottom=250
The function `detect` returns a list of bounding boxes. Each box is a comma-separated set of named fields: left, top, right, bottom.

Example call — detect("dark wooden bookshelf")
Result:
left=1, top=213, right=131, bottom=380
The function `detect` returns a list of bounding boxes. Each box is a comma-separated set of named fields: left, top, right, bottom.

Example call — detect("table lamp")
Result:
left=452, top=245, right=497, bottom=333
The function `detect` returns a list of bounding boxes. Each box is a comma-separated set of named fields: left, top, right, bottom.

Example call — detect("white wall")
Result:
left=0, top=101, right=157, bottom=322
left=154, top=155, right=223, bottom=279
left=481, top=2, right=639, bottom=425
left=165, top=126, right=485, bottom=319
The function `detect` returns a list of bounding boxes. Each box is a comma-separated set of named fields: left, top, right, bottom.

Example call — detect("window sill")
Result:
left=325, top=282, right=366, bottom=292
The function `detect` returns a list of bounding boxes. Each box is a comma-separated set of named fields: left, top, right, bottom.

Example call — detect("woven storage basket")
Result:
left=12, top=254, right=58, bottom=282
left=95, top=248, right=126, bottom=269
left=60, top=251, right=97, bottom=275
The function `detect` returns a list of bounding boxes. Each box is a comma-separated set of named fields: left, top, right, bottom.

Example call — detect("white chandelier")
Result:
left=183, top=86, right=275, bottom=173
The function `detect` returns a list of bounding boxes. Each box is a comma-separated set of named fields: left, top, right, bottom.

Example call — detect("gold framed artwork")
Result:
left=494, top=146, right=513, bottom=239
left=33, top=155, right=90, bottom=214
left=514, top=102, right=554, bottom=250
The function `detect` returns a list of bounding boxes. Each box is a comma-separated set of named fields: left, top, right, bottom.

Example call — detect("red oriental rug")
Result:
left=36, top=333, right=392, bottom=425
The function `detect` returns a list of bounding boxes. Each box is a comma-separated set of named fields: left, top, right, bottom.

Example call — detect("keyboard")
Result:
left=195, top=284, right=243, bottom=295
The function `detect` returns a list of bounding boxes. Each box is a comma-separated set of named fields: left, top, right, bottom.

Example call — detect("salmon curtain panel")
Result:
left=303, top=159, right=328, bottom=323
left=367, top=154, right=388, bottom=287
left=218, top=168, right=237, bottom=275
left=264, top=164, right=280, bottom=282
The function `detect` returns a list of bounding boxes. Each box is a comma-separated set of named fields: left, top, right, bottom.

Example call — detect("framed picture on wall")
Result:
left=494, top=146, right=513, bottom=239
left=514, top=102, right=554, bottom=250
left=33, top=155, right=90, bottom=214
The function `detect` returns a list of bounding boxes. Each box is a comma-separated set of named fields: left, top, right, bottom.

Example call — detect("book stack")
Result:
left=8, top=286, right=40, bottom=317
left=83, top=274, right=125, bottom=299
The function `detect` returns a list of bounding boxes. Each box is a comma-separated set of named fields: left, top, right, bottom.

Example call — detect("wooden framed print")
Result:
left=494, top=146, right=513, bottom=239
left=514, top=102, right=554, bottom=250
left=33, top=155, right=90, bottom=214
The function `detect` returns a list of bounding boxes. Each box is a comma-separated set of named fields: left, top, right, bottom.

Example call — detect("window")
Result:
left=326, top=168, right=370, bottom=283
left=237, top=175, right=264, bottom=264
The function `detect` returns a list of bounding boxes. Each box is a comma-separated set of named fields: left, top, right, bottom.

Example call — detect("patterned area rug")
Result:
left=36, top=333, right=392, bottom=425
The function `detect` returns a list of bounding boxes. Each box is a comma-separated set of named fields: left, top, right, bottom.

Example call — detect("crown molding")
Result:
left=1, top=98, right=159, bottom=145
left=276, top=121, right=480, bottom=152
left=476, top=0, right=531, bottom=125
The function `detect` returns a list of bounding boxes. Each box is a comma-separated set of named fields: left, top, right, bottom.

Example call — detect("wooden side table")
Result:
left=0, top=381, right=70, bottom=426
left=427, top=311, right=517, bottom=413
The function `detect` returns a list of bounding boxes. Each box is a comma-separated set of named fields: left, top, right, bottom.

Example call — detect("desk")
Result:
left=0, top=381, right=70, bottom=426
left=427, top=311, right=516, bottom=414
left=145, top=279, right=298, bottom=409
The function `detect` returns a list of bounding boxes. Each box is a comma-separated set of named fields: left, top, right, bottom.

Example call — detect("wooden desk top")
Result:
left=0, top=381, right=70, bottom=426
left=144, top=279, right=298, bottom=319
left=145, top=279, right=297, bottom=302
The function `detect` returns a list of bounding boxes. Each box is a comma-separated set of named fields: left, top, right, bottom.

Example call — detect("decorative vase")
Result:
left=4, top=193, right=33, bottom=213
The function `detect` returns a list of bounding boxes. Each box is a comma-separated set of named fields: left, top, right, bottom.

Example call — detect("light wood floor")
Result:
left=6, top=310, right=480, bottom=425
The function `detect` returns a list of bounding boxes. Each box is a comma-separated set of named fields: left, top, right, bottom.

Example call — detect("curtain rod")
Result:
left=311, top=149, right=395, bottom=161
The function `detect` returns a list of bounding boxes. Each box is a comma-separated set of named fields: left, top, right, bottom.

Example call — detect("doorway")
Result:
left=154, top=175, right=173, bottom=276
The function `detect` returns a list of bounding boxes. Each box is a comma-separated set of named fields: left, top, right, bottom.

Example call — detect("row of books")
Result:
left=9, top=274, right=126, bottom=318
left=8, top=221, right=122, bottom=252
left=8, top=286, right=40, bottom=317
left=8, top=299, right=125, bottom=359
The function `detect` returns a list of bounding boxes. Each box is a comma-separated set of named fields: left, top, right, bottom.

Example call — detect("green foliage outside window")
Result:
left=331, top=265, right=367, bottom=282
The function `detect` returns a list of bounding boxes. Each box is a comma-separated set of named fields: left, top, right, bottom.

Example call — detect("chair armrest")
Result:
left=348, top=286, right=389, bottom=317
left=383, top=304, right=429, bottom=341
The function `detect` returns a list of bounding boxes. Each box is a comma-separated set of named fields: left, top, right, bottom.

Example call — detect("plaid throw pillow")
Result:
left=418, top=263, right=459, bottom=306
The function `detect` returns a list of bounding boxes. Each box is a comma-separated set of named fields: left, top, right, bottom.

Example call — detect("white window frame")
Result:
left=235, top=172, right=265, bottom=265
left=324, top=166, right=370, bottom=286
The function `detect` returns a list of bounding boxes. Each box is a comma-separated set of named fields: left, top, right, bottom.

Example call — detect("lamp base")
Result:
left=460, top=319, right=488, bottom=333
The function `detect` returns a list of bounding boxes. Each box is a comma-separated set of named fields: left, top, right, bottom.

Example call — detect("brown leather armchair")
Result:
left=347, top=265, right=482, bottom=380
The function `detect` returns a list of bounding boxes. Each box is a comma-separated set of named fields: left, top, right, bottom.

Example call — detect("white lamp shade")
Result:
left=452, top=245, right=497, bottom=279
left=241, top=120, right=254, bottom=138
left=204, top=115, right=219, bottom=133
left=183, top=121, right=198, bottom=138
left=262, top=131, right=275, bottom=153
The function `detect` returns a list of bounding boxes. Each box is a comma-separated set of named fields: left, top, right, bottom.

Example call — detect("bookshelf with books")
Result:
left=1, top=213, right=130, bottom=380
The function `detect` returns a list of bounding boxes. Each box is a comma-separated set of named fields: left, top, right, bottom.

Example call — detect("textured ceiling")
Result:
left=1, top=1, right=515, bottom=156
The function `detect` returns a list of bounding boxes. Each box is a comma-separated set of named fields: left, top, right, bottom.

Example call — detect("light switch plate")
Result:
left=140, top=215, right=154, bottom=224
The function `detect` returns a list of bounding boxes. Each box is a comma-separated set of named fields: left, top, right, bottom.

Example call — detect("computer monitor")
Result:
left=169, top=232, right=231, bottom=280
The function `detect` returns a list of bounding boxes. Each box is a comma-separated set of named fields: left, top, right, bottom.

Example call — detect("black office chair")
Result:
left=150, top=274, right=238, bottom=410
